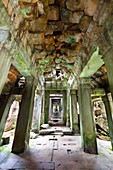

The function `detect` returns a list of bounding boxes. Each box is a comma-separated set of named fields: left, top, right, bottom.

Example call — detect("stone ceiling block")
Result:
left=29, top=33, right=44, bottom=44
left=70, top=11, right=83, bottom=24
left=48, top=0, right=55, bottom=5
left=45, top=25, right=53, bottom=35
left=19, top=0, right=38, bottom=3
left=29, top=16, right=47, bottom=32
left=66, top=0, right=84, bottom=11
left=48, top=21, right=64, bottom=32
left=44, top=36, right=55, bottom=45
left=1, top=0, right=111, bottom=89
left=84, top=0, right=99, bottom=16
left=61, top=8, right=71, bottom=23
left=79, top=16, right=92, bottom=32
left=48, top=6, right=60, bottom=20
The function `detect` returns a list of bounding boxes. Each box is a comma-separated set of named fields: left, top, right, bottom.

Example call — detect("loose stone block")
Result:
left=66, top=0, right=84, bottom=11
left=48, top=0, right=55, bottom=5
left=70, top=12, right=83, bottom=24
left=79, top=16, right=92, bottom=32
left=48, top=6, right=60, bottom=21
left=61, top=8, right=71, bottom=23
left=84, top=0, right=99, bottom=16
left=29, top=33, right=44, bottom=44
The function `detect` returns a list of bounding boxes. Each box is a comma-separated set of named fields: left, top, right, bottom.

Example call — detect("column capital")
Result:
left=70, top=89, right=76, bottom=95
left=26, top=76, right=34, bottom=83
left=79, top=78, right=91, bottom=86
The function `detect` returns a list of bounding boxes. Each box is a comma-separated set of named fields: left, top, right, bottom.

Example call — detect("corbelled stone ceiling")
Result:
left=1, top=0, right=113, bottom=92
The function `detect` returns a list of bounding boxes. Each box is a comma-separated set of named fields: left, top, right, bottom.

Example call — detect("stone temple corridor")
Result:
left=1, top=0, right=113, bottom=169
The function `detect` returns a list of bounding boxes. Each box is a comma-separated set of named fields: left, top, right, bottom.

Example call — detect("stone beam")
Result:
left=80, top=47, right=104, bottom=78
left=91, top=88, right=105, bottom=97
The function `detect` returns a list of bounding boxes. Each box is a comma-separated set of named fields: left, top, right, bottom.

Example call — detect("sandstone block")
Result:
left=70, top=11, right=83, bottom=24
left=30, top=33, right=44, bottom=44
left=19, top=0, right=38, bottom=3
left=61, top=8, right=71, bottom=23
left=84, top=0, right=99, bottom=16
left=48, top=6, right=60, bottom=20
left=79, top=16, right=92, bottom=32
left=48, top=0, right=55, bottom=5
left=66, top=0, right=84, bottom=11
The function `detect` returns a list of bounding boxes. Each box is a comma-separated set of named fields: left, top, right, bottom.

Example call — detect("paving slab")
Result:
left=0, top=129, right=113, bottom=170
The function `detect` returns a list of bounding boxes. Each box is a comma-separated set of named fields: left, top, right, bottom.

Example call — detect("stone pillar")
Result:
left=70, top=89, right=79, bottom=132
left=41, top=89, right=45, bottom=125
left=0, top=95, right=14, bottom=142
left=63, top=90, right=67, bottom=125
left=12, top=77, right=35, bottom=154
left=44, top=90, right=49, bottom=124
left=66, top=89, right=70, bottom=127
left=78, top=78, right=98, bottom=154
left=107, top=93, right=113, bottom=117
left=103, top=48, right=113, bottom=100
left=32, top=91, right=42, bottom=133
left=102, top=94, right=113, bottom=150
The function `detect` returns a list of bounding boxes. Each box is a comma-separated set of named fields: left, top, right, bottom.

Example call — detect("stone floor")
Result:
left=0, top=126, right=113, bottom=170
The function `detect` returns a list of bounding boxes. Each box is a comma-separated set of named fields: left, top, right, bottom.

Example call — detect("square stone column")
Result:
left=70, top=89, right=79, bottom=132
left=78, top=78, right=98, bottom=154
left=12, top=77, right=36, bottom=154
left=63, top=90, right=67, bottom=125
left=66, top=89, right=70, bottom=127
left=44, top=90, right=50, bottom=124
left=103, top=48, right=113, bottom=100
left=102, top=94, right=113, bottom=150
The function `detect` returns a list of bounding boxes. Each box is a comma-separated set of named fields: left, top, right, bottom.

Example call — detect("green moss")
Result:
left=67, top=37, right=76, bottom=43
left=21, top=8, right=32, bottom=18
left=7, top=150, right=11, bottom=154
left=14, top=50, right=31, bottom=76
left=40, top=65, right=46, bottom=72
left=67, top=64, right=73, bottom=70
left=56, top=58, right=62, bottom=63
left=39, top=59, right=50, bottom=65
left=109, top=147, right=113, bottom=151
left=0, top=145, right=7, bottom=152
left=83, top=134, right=97, bottom=153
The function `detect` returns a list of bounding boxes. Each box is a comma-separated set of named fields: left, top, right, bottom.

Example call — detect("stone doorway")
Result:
left=49, top=94, right=64, bottom=125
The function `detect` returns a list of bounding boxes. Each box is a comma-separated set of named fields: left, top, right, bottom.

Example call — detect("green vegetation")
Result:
left=56, top=58, right=62, bottom=63
left=67, top=37, right=76, bottom=43
left=21, top=8, right=31, bottom=18
left=0, top=145, right=7, bottom=152
left=14, top=49, right=31, bottom=76
left=39, top=59, right=50, bottom=65
left=67, top=64, right=73, bottom=70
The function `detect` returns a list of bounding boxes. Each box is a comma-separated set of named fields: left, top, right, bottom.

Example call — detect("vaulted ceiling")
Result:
left=1, top=0, right=113, bottom=92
